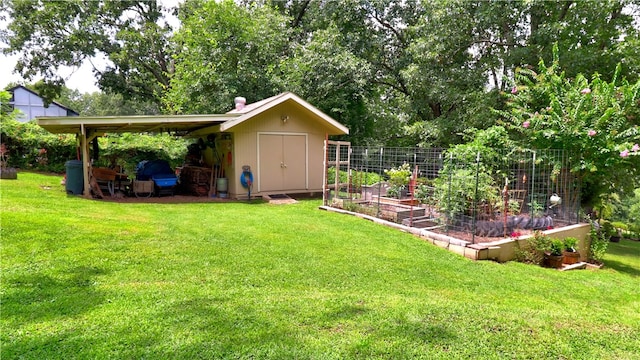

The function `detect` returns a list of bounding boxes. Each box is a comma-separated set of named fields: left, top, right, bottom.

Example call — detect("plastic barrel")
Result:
left=65, top=160, right=84, bottom=195
left=216, top=177, right=228, bottom=193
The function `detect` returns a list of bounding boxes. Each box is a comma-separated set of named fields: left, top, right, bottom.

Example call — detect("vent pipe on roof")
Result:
left=234, top=97, right=246, bottom=111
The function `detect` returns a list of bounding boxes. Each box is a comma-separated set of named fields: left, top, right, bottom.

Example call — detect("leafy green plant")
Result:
left=0, top=117, right=76, bottom=172
left=508, top=199, right=522, bottom=215
left=563, top=237, right=578, bottom=252
left=386, top=185, right=404, bottom=199
left=600, top=221, right=616, bottom=238
left=414, top=184, right=433, bottom=205
left=549, top=239, right=564, bottom=256
left=527, top=200, right=545, bottom=217
left=610, top=221, right=628, bottom=234
left=434, top=167, right=499, bottom=219
left=383, top=163, right=411, bottom=199
left=384, top=163, right=411, bottom=188
left=589, top=221, right=609, bottom=264
left=327, top=167, right=382, bottom=190
left=515, top=230, right=551, bottom=265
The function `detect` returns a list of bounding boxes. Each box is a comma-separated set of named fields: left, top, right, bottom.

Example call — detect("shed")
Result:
left=37, top=92, right=349, bottom=199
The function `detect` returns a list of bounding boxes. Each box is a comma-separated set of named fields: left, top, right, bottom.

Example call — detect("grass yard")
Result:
left=1, top=173, right=639, bottom=359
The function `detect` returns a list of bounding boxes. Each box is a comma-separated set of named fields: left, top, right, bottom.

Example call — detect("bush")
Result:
left=589, top=221, right=609, bottom=264
left=0, top=116, right=189, bottom=174
left=94, top=133, right=189, bottom=174
left=515, top=231, right=551, bottom=265
left=327, top=167, right=382, bottom=190
left=0, top=118, right=76, bottom=172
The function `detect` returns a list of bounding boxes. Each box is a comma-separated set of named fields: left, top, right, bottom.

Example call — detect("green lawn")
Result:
left=2, top=172, right=639, bottom=359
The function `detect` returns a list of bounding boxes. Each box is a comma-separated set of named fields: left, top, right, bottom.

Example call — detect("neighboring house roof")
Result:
left=37, top=92, right=349, bottom=136
left=8, top=85, right=80, bottom=116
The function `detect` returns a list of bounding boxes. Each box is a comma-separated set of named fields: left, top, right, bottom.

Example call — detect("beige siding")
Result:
left=226, top=101, right=332, bottom=198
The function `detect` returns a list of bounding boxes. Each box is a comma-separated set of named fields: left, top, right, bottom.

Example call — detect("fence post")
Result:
left=446, top=153, right=453, bottom=235
left=530, top=151, right=536, bottom=215
left=376, top=147, right=383, bottom=218
left=472, top=151, right=480, bottom=244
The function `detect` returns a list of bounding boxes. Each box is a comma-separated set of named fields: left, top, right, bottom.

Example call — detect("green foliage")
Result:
left=3, top=0, right=174, bottom=105
left=563, top=237, right=579, bottom=252
left=58, top=88, right=161, bottom=116
left=432, top=128, right=511, bottom=218
left=549, top=238, right=564, bottom=256
left=527, top=200, right=545, bottom=218
left=384, top=163, right=411, bottom=188
left=515, top=231, right=551, bottom=265
left=507, top=199, right=522, bottom=215
left=4, top=0, right=640, bottom=149
left=590, top=221, right=610, bottom=263
left=0, top=117, right=75, bottom=172
left=0, top=107, right=187, bottom=174
left=326, top=167, right=382, bottom=190
left=165, top=0, right=291, bottom=114
left=280, top=23, right=376, bottom=144
left=413, top=184, right=433, bottom=205
left=383, top=163, right=413, bottom=199
left=94, top=133, right=189, bottom=175
left=610, top=221, right=629, bottom=232
left=600, top=221, right=616, bottom=238
left=499, top=44, right=640, bottom=206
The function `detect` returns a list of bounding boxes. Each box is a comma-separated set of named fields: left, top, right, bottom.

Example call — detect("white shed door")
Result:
left=259, top=134, right=307, bottom=192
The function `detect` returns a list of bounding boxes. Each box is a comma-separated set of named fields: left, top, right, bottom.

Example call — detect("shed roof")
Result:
left=37, top=92, right=349, bottom=136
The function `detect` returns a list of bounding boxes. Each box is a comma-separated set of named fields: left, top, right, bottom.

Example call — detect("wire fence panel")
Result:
left=325, top=145, right=580, bottom=243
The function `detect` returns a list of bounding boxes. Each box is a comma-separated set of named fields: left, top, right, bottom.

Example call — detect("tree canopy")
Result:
left=5, top=0, right=638, bottom=146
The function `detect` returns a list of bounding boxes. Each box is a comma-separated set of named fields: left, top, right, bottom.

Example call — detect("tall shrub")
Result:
left=499, top=44, right=640, bottom=207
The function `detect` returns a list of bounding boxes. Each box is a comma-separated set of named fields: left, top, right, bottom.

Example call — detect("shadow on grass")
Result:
left=603, top=259, right=640, bottom=277
left=604, top=240, right=640, bottom=277
left=1, top=266, right=107, bottom=326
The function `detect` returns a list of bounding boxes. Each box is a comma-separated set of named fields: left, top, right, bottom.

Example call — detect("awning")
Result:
left=37, top=114, right=239, bottom=135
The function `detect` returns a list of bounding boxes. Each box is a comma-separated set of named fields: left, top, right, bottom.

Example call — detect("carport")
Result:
left=37, top=92, right=349, bottom=199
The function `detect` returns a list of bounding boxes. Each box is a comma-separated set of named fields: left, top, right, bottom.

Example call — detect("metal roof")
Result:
left=37, top=92, right=349, bottom=136
left=37, top=114, right=239, bottom=135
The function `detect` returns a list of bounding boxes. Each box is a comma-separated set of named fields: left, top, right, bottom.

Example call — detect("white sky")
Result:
left=0, top=0, right=181, bottom=94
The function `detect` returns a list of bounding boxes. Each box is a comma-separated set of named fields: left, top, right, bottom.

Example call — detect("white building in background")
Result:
left=7, top=85, right=79, bottom=122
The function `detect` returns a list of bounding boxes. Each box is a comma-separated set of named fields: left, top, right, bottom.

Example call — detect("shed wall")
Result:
left=228, top=101, right=329, bottom=198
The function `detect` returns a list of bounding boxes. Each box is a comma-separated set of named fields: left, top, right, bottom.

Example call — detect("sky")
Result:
left=0, top=0, right=181, bottom=94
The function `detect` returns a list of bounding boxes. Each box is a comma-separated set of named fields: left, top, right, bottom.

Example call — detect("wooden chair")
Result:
left=92, top=167, right=117, bottom=197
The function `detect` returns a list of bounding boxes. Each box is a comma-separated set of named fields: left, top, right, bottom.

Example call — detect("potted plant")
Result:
left=544, top=238, right=565, bottom=268
left=562, top=237, right=580, bottom=265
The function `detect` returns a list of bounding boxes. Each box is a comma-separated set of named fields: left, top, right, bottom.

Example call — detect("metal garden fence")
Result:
left=324, top=143, right=580, bottom=243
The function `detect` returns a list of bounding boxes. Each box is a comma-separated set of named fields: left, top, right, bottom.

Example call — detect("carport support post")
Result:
left=80, top=124, right=91, bottom=197
left=80, top=125, right=101, bottom=197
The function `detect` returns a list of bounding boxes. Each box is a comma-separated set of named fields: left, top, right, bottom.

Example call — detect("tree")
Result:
left=2, top=0, right=175, bottom=106
left=280, top=25, right=375, bottom=144
left=59, top=89, right=161, bottom=116
left=499, top=45, right=640, bottom=207
left=164, top=0, right=291, bottom=114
